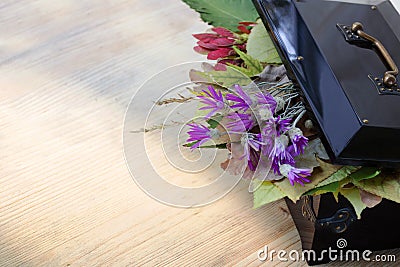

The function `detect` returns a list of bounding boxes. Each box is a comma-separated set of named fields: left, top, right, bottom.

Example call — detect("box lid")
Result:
left=253, top=0, right=400, bottom=166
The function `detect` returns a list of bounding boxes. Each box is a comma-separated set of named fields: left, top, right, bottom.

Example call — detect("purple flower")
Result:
left=246, top=133, right=263, bottom=152
left=256, top=92, right=277, bottom=113
left=186, top=123, right=216, bottom=150
left=226, top=84, right=253, bottom=111
left=288, top=128, right=308, bottom=155
left=198, top=85, right=225, bottom=119
left=276, top=117, right=292, bottom=134
left=263, top=116, right=292, bottom=137
left=266, top=135, right=294, bottom=174
left=279, top=164, right=311, bottom=186
left=268, top=135, right=290, bottom=159
left=293, top=135, right=308, bottom=155
left=226, top=112, right=254, bottom=132
left=241, top=133, right=263, bottom=171
left=247, top=148, right=260, bottom=171
left=270, top=157, right=281, bottom=174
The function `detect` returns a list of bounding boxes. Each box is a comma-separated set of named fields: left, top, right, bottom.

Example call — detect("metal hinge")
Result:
left=301, top=196, right=357, bottom=234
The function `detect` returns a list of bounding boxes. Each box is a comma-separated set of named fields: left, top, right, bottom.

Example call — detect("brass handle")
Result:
left=351, top=22, right=398, bottom=87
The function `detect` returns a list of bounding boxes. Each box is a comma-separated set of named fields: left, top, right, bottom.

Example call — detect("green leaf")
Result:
left=247, top=21, right=282, bottom=63
left=183, top=141, right=226, bottom=149
left=201, top=143, right=227, bottom=149
left=305, top=182, right=339, bottom=196
left=336, top=167, right=377, bottom=189
left=350, top=167, right=381, bottom=182
left=208, top=67, right=252, bottom=87
left=182, top=0, right=258, bottom=31
left=303, top=166, right=376, bottom=198
left=353, top=171, right=400, bottom=203
left=340, top=188, right=366, bottom=219
left=307, top=166, right=382, bottom=219
left=226, top=64, right=254, bottom=77
left=232, top=46, right=263, bottom=76
left=316, top=166, right=360, bottom=187
left=207, top=116, right=223, bottom=129
left=253, top=181, right=286, bottom=209
left=189, top=69, right=214, bottom=83
left=190, top=64, right=252, bottom=89
left=183, top=141, right=199, bottom=148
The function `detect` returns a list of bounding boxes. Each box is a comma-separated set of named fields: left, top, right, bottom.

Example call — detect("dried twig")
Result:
left=155, top=94, right=194, bottom=105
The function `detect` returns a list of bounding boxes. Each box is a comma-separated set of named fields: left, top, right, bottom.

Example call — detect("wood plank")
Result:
left=0, top=0, right=398, bottom=266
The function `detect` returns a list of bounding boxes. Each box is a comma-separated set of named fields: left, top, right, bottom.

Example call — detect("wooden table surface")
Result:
left=1, top=1, right=399, bottom=266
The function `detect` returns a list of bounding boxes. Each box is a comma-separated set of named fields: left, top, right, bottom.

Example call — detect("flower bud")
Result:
left=275, top=97, right=285, bottom=112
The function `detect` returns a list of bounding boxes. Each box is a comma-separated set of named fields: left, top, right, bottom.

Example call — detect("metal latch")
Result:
left=337, top=22, right=400, bottom=95
left=302, top=196, right=357, bottom=234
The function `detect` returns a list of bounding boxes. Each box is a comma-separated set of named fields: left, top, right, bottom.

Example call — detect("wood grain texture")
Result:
left=0, top=1, right=398, bottom=266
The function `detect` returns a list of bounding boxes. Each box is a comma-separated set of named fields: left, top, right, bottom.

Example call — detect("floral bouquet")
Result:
left=180, top=0, right=400, bottom=218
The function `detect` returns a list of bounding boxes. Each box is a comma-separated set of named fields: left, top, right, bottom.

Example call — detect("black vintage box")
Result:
left=252, top=0, right=400, bottom=265
left=252, top=0, right=400, bottom=167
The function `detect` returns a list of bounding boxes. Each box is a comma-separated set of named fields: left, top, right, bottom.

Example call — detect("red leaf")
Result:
left=236, top=44, right=246, bottom=51
left=213, top=63, right=227, bottom=71
left=212, top=27, right=234, bottom=38
left=239, top=21, right=257, bottom=26
left=218, top=58, right=242, bottom=66
left=238, top=25, right=251, bottom=34
left=192, top=33, right=217, bottom=42
left=207, top=48, right=232, bottom=60
left=193, top=46, right=211, bottom=55
left=197, top=40, right=219, bottom=50
left=210, top=37, right=235, bottom=47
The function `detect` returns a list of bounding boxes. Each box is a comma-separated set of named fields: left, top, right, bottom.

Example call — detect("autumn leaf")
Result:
left=182, top=0, right=258, bottom=31
left=339, top=187, right=366, bottom=219
left=246, top=20, right=282, bottom=63
left=253, top=181, right=286, bottom=209
left=353, top=171, right=400, bottom=203
left=232, top=46, right=264, bottom=76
